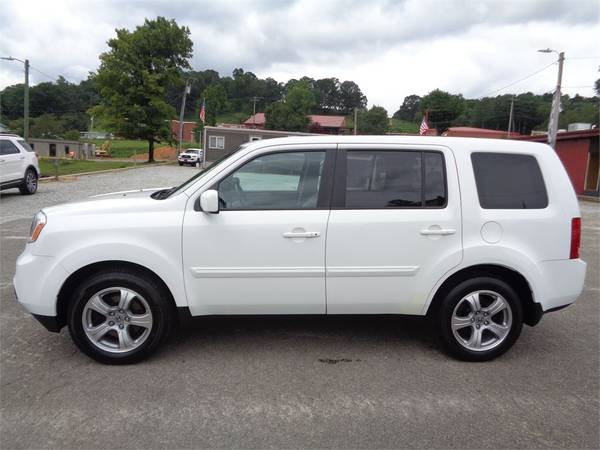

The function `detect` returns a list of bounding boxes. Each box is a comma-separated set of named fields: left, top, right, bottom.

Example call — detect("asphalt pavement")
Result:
left=0, top=165, right=598, bottom=449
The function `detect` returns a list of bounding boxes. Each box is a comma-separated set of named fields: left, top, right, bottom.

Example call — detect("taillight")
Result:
left=570, top=217, right=581, bottom=259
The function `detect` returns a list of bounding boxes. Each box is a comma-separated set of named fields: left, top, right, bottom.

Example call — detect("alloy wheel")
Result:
left=451, top=290, right=513, bottom=352
left=81, top=287, right=153, bottom=353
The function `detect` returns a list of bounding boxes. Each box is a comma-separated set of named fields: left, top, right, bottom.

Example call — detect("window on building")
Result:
left=209, top=136, right=225, bottom=149
left=49, top=143, right=56, bottom=157
left=471, top=152, right=548, bottom=209
left=65, top=145, right=70, bottom=156
left=249, top=136, right=262, bottom=142
left=218, top=151, right=326, bottom=210
left=344, top=150, right=446, bottom=208
left=0, top=140, right=21, bottom=155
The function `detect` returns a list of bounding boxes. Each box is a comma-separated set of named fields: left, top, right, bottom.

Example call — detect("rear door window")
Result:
left=342, top=150, right=447, bottom=208
left=471, top=152, right=548, bottom=209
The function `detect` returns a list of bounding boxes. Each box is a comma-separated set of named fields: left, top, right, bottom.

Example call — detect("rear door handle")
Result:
left=283, top=231, right=321, bottom=238
left=420, top=228, right=456, bottom=236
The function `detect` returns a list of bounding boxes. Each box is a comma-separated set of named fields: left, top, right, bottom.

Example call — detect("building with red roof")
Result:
left=244, top=113, right=347, bottom=134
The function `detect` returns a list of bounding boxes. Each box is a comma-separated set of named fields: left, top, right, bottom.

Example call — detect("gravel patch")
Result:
left=0, top=165, right=195, bottom=224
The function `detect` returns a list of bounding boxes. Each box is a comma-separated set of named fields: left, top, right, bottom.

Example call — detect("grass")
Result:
left=389, top=119, right=420, bottom=134
left=39, top=158, right=136, bottom=177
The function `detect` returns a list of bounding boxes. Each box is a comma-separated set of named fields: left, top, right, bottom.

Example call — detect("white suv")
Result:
left=0, top=134, right=39, bottom=195
left=14, top=136, right=586, bottom=364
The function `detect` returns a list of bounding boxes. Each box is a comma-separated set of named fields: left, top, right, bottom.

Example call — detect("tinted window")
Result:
left=17, top=140, right=34, bottom=152
left=0, top=140, right=20, bottom=155
left=219, top=151, right=325, bottom=210
left=344, top=150, right=446, bottom=208
left=471, top=153, right=548, bottom=209
left=424, top=152, right=446, bottom=206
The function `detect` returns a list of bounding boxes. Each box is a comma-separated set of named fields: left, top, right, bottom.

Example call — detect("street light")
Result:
left=1, top=56, right=29, bottom=139
left=538, top=48, right=564, bottom=149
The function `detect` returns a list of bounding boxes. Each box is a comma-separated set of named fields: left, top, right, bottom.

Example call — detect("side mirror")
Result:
left=199, top=189, right=219, bottom=213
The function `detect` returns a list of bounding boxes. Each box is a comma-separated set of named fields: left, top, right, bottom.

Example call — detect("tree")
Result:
left=358, top=106, right=389, bottom=135
left=93, top=17, right=193, bottom=162
left=393, top=94, right=421, bottom=121
left=421, top=89, right=465, bottom=131
left=202, top=83, right=228, bottom=126
left=314, top=78, right=341, bottom=112
left=595, top=78, right=600, bottom=96
left=265, top=82, right=314, bottom=132
left=339, top=80, right=367, bottom=114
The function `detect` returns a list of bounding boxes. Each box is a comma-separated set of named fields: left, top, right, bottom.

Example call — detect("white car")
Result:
left=178, top=148, right=202, bottom=166
left=14, top=136, right=586, bottom=364
left=0, top=134, right=40, bottom=195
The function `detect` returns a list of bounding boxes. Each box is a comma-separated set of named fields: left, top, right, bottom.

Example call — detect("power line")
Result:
left=478, top=61, right=557, bottom=98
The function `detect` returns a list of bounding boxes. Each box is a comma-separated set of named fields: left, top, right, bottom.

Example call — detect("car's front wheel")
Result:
left=19, top=168, right=38, bottom=195
left=437, top=277, right=523, bottom=361
left=67, top=270, right=173, bottom=364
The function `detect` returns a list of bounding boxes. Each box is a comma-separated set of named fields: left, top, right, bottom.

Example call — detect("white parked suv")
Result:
left=14, top=136, right=586, bottom=364
left=178, top=148, right=203, bottom=166
left=0, top=134, right=39, bottom=195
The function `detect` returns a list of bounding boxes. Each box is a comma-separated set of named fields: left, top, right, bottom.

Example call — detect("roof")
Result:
left=244, top=113, right=346, bottom=128
left=444, top=127, right=520, bottom=138
left=515, top=128, right=599, bottom=142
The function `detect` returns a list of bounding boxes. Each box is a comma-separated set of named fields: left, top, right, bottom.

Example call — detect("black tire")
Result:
left=19, top=168, right=38, bottom=195
left=437, top=277, right=523, bottom=362
left=67, top=269, right=173, bottom=364
left=178, top=162, right=184, bottom=166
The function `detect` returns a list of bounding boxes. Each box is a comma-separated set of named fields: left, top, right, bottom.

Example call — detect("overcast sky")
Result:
left=1, top=0, right=598, bottom=113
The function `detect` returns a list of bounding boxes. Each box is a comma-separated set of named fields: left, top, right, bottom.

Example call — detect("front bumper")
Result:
left=14, top=246, right=69, bottom=317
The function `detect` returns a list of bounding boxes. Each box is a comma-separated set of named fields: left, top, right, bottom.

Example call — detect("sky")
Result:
left=0, top=0, right=598, bottom=113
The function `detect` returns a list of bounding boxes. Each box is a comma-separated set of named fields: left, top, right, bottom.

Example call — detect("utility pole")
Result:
left=24, top=59, right=29, bottom=140
left=353, top=107, right=358, bottom=135
left=250, top=96, right=261, bottom=128
left=507, top=96, right=515, bottom=137
left=177, top=81, right=191, bottom=155
left=538, top=48, right=564, bottom=148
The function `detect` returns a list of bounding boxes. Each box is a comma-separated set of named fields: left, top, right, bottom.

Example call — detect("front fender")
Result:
left=58, top=242, right=188, bottom=309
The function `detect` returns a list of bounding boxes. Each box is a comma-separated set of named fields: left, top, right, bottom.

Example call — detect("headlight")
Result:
left=28, top=211, right=47, bottom=243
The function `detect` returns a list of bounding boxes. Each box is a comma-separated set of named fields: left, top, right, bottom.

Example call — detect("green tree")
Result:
left=264, top=83, right=315, bottom=132
left=421, top=89, right=465, bottom=131
left=595, top=78, right=600, bottom=96
left=339, top=80, right=367, bottom=114
left=358, top=106, right=389, bottom=135
left=29, top=114, right=65, bottom=138
left=393, top=94, right=421, bottom=121
left=202, top=83, right=228, bottom=126
left=93, top=17, right=193, bottom=162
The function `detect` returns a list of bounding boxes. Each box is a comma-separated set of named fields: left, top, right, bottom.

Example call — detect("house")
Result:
left=170, top=120, right=198, bottom=143
left=202, top=126, right=318, bottom=162
left=443, top=127, right=520, bottom=139
left=243, top=113, right=348, bottom=134
left=28, top=138, right=92, bottom=158
left=515, top=129, right=599, bottom=197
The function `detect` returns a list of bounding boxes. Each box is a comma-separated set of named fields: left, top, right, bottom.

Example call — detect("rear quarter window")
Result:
left=471, top=152, right=548, bottom=209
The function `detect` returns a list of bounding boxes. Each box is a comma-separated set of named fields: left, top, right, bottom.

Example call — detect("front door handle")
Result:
left=420, top=228, right=456, bottom=236
left=283, top=231, right=321, bottom=238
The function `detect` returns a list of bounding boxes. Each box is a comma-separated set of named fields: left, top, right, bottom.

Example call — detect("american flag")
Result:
left=199, top=98, right=206, bottom=123
left=419, top=111, right=429, bottom=136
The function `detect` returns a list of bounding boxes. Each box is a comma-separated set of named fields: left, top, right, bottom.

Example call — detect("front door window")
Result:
left=218, top=151, right=326, bottom=210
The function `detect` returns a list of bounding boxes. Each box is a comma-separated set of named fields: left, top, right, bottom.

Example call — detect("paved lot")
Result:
left=1, top=165, right=599, bottom=449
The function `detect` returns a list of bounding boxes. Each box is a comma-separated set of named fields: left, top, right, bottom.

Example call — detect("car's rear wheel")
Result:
left=67, top=270, right=173, bottom=364
left=437, top=277, right=523, bottom=361
left=19, top=168, right=38, bottom=195
left=178, top=162, right=183, bottom=166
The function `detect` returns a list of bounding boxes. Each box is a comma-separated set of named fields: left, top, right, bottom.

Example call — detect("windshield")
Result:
left=186, top=150, right=199, bottom=154
left=161, top=145, right=245, bottom=198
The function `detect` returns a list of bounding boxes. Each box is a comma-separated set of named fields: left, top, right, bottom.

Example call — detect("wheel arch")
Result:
left=425, top=264, right=542, bottom=326
left=25, top=164, right=39, bottom=177
left=55, top=260, right=178, bottom=330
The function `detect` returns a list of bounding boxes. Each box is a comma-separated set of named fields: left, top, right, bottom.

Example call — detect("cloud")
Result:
left=1, top=0, right=598, bottom=113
